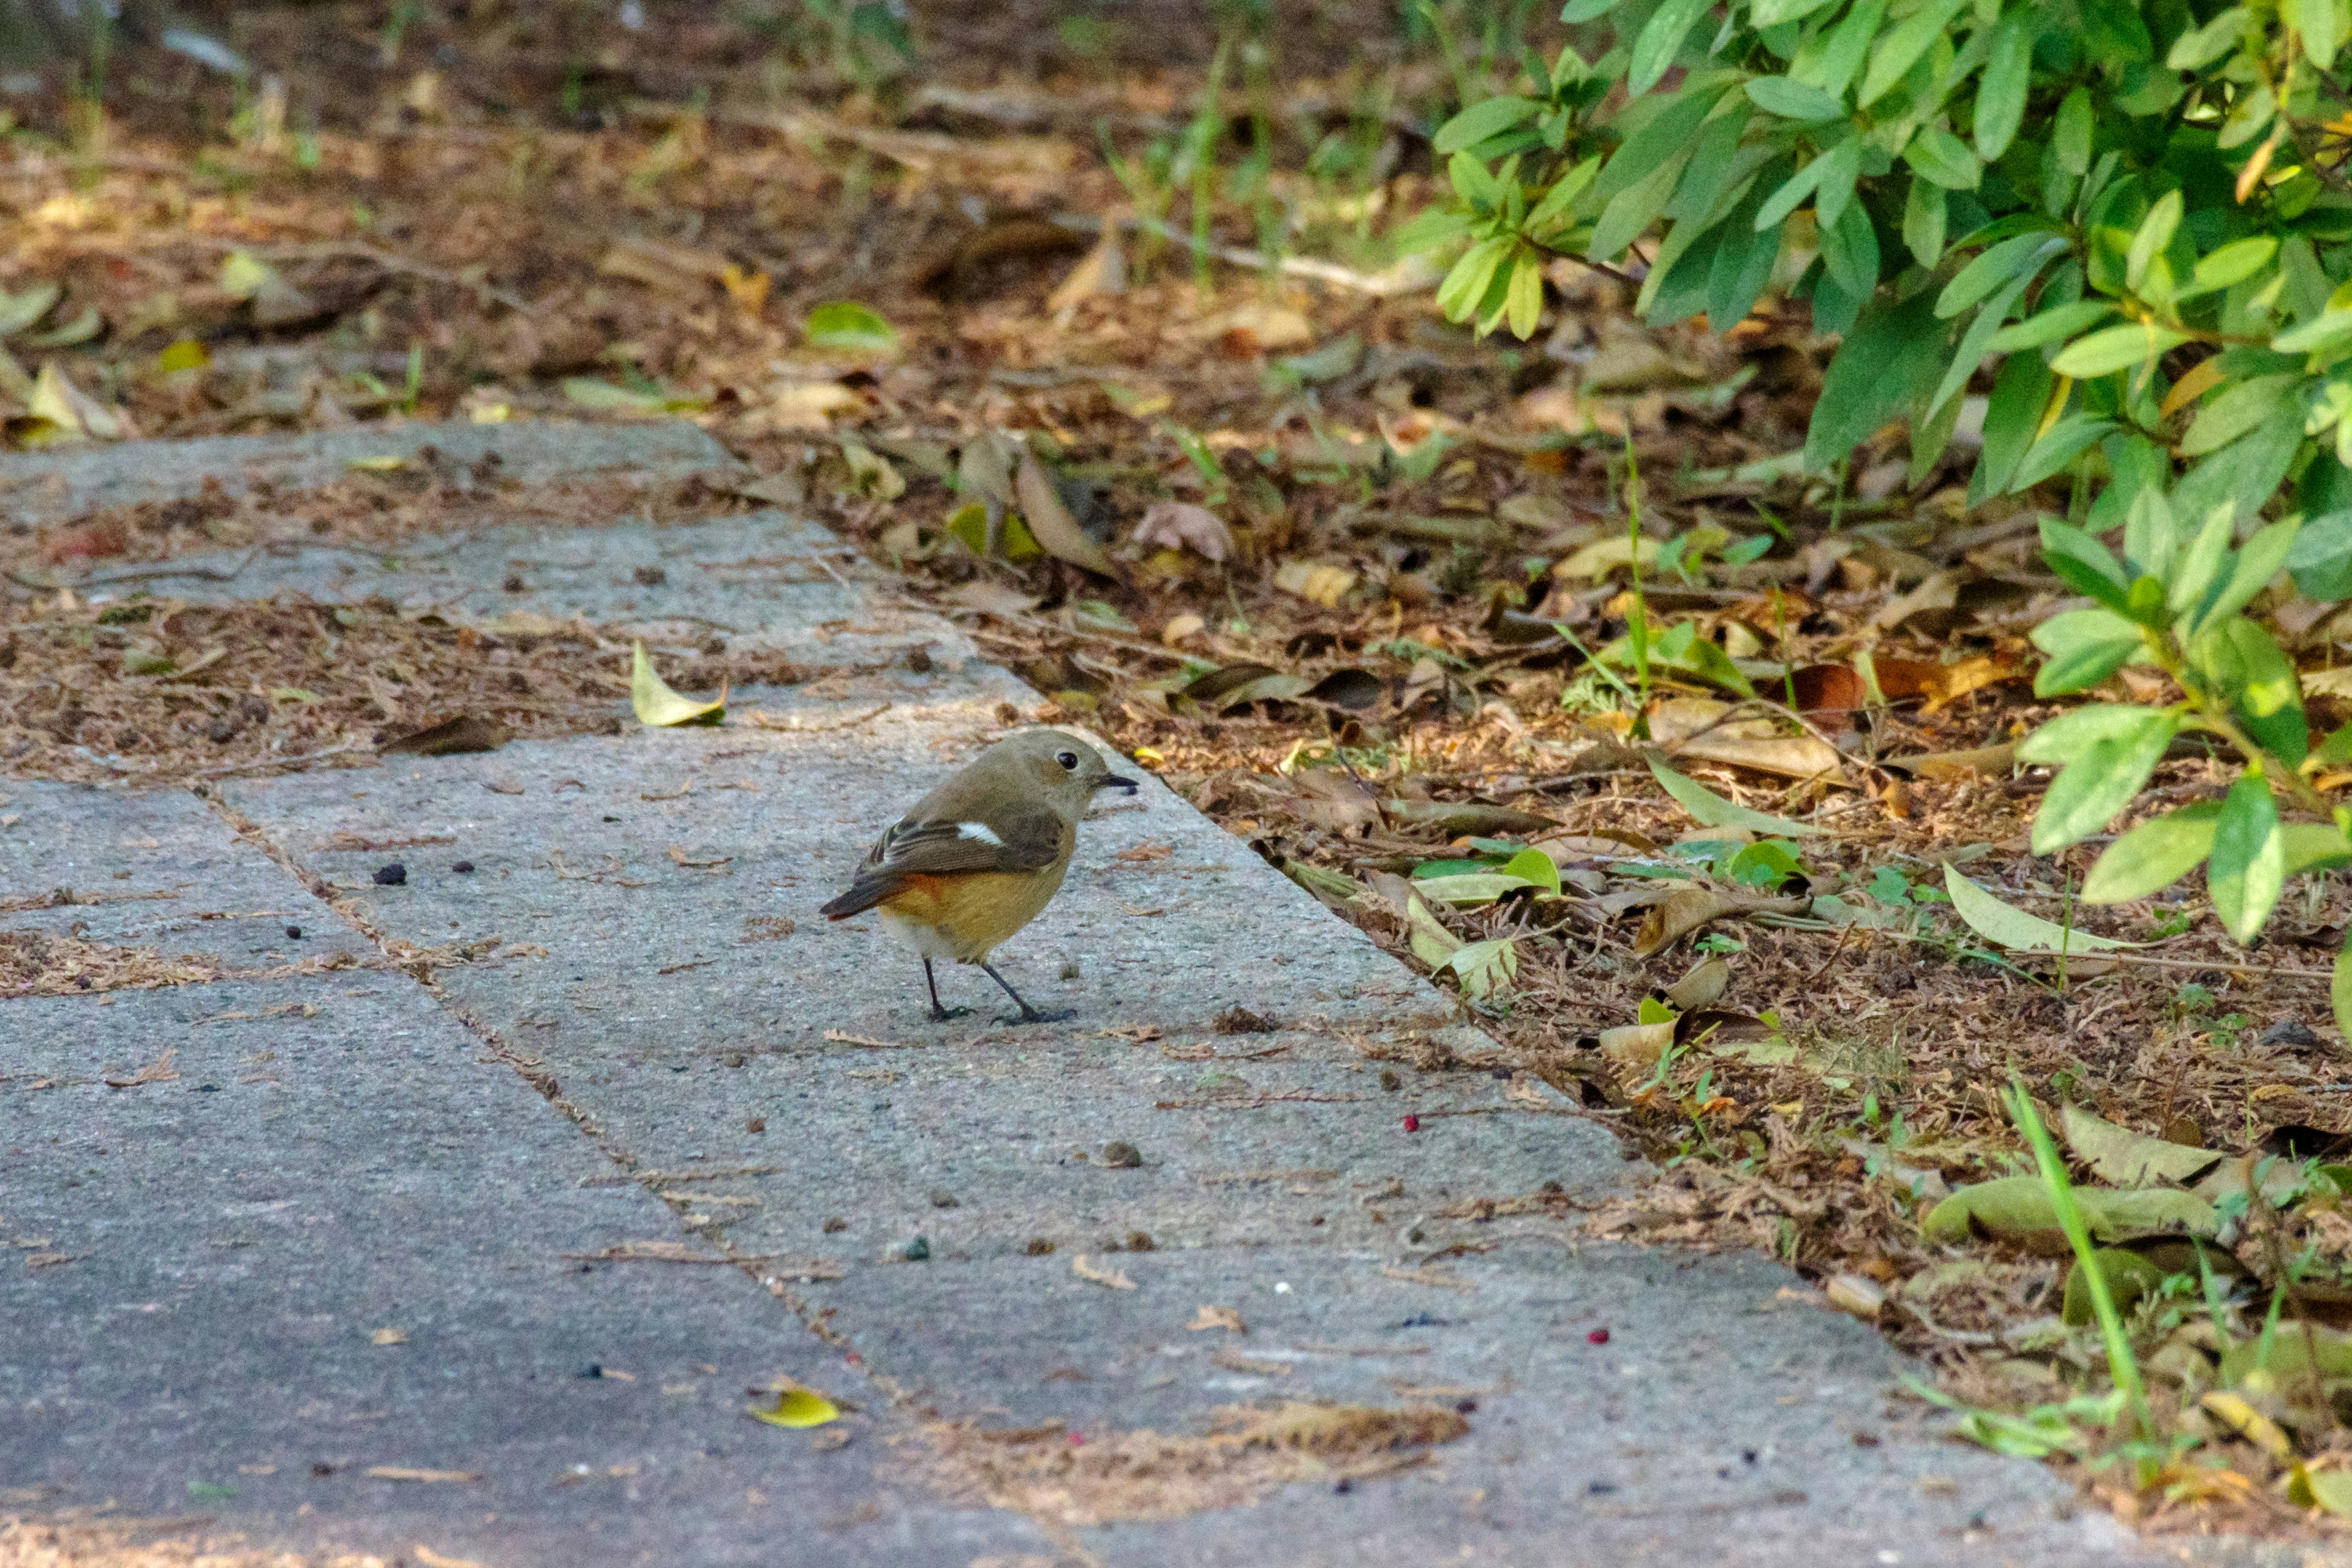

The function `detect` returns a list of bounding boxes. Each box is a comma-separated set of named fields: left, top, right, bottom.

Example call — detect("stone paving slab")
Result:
left=817, top=1237, right=2145, bottom=1567
left=1, top=780, right=372, bottom=970
left=0, top=427, right=2201, bottom=1566
left=219, top=691, right=1446, bottom=1045
left=0, top=971, right=1052, bottom=1565
left=0, top=418, right=733, bottom=530
left=119, top=511, right=971, bottom=672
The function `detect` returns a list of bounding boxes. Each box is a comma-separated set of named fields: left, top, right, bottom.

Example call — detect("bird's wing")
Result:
left=820, top=801, right=1067, bottom=919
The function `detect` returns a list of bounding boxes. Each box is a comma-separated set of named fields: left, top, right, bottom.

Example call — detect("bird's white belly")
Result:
left=879, top=905, right=964, bottom=960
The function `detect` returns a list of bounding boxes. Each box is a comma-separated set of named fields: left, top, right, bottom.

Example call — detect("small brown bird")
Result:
left=820, top=729, right=1137, bottom=1022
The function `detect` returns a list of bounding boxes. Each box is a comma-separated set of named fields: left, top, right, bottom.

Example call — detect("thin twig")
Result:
left=170, top=235, right=537, bottom=315
left=101, top=742, right=369, bottom=788
left=1055, top=212, right=1442, bottom=298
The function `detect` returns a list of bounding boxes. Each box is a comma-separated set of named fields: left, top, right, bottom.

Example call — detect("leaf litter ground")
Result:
left=7, top=0, right=2352, bottom=1540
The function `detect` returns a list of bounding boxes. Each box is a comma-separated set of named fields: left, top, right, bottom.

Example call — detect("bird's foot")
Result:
left=999, top=1006, right=1075, bottom=1026
left=930, top=1004, right=974, bottom=1023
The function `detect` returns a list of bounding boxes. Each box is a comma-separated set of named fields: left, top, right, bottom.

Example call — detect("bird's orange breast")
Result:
left=877, top=864, right=1068, bottom=962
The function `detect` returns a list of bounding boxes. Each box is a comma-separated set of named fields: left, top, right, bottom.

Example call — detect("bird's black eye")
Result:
left=1056, top=750, right=1080, bottom=770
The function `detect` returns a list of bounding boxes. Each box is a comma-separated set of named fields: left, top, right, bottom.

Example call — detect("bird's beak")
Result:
left=1102, top=774, right=1140, bottom=794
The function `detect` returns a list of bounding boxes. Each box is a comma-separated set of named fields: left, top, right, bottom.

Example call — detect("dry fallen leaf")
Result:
left=630, top=641, right=726, bottom=727
left=750, top=1385, right=842, bottom=1428
left=380, top=714, right=511, bottom=756
left=412, top=1547, right=490, bottom=1568
left=371, top=1327, right=410, bottom=1346
left=1048, top=235, right=1126, bottom=320
left=1272, top=559, right=1358, bottom=607
left=1133, top=501, right=1234, bottom=564
left=1188, top=1304, right=1248, bottom=1334
left=102, top=1049, right=179, bottom=1088
left=362, top=1466, right=481, bottom=1483
left=1071, top=1253, right=1137, bottom=1291
left=1016, top=451, right=1115, bottom=576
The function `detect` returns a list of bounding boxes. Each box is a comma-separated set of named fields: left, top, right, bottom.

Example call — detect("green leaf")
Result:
left=1526, top=156, right=1602, bottom=234
left=1744, top=75, right=1844, bottom=120
left=1943, top=865, right=2144, bottom=953
left=1630, top=0, right=1714, bottom=95
left=1975, top=17, right=2036, bottom=162
left=2335, top=937, right=2352, bottom=1044
left=1449, top=937, right=1520, bottom=1000
left=1751, top=0, right=1839, bottom=22
left=2050, top=322, right=2193, bottom=378
left=2052, top=88, right=2094, bottom=178
left=561, top=377, right=671, bottom=412
left=1645, top=752, right=1826, bottom=836
left=1986, top=299, right=2116, bottom=353
left=2063, top=1102, right=2225, bottom=1186
left=2213, top=618, right=2309, bottom=764
left=1817, top=198, right=1880, bottom=299
left=1923, top=1175, right=2215, bottom=1245
left=1434, top=96, right=1544, bottom=154
left=803, top=301, right=899, bottom=353
left=1436, top=235, right=1514, bottom=320
left=1902, top=177, right=1947, bottom=267
left=1936, top=232, right=2060, bottom=320
left=2273, top=309, right=2352, bottom=356
left=2023, top=706, right=2180, bottom=854
left=2182, top=374, right=2299, bottom=458
left=630, top=641, right=726, bottom=727
left=1858, top=0, right=1966, bottom=107
left=1902, top=124, right=1982, bottom=190
left=1754, top=140, right=1840, bottom=230
left=2289, top=0, right=2346, bottom=66
left=2200, top=517, right=2301, bottom=631
left=2125, top=191, right=2182, bottom=294
left=2062, top=1249, right=2167, bottom=1327
left=2082, top=801, right=2223, bottom=902
left=2168, top=6, right=2250, bottom=70
left=2014, top=415, right=2116, bottom=492
left=2283, top=821, right=2352, bottom=876
left=1804, top=288, right=1948, bottom=472
left=2039, top=517, right=2130, bottom=602
left=2179, top=236, right=2277, bottom=301
left=1500, top=847, right=1564, bottom=895
left=1414, top=872, right=1540, bottom=907
left=2030, top=607, right=2145, bottom=696
left=1505, top=253, right=1545, bottom=339
left=1593, top=88, right=1728, bottom=206
left=2015, top=701, right=2171, bottom=763
left=2286, top=509, right=2352, bottom=599
left=1590, top=156, right=1686, bottom=263
left=1926, top=270, right=2035, bottom=420
left=2165, top=501, right=2235, bottom=618
left=1389, top=206, right=1476, bottom=257
left=2208, top=773, right=2285, bottom=943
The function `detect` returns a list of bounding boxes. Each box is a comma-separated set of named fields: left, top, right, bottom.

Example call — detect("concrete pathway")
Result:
left=1, top=420, right=2196, bottom=1566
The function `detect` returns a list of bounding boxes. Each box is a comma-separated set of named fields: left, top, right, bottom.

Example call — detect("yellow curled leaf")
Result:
left=2200, top=1390, right=2291, bottom=1461
left=750, top=1385, right=840, bottom=1428
left=631, top=641, right=726, bottom=727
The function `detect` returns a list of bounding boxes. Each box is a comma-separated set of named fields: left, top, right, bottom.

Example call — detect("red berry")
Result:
left=1069, top=1432, right=1085, bottom=1447
left=1402, top=1114, right=1420, bottom=1133
left=1587, top=1327, right=1610, bottom=1344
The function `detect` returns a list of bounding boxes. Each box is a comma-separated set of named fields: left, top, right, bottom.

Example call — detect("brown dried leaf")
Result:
left=1133, top=501, right=1234, bottom=563
left=1016, top=451, right=1115, bottom=575
left=380, top=714, right=511, bottom=756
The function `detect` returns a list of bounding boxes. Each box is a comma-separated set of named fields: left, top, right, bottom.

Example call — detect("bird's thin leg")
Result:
left=924, top=958, right=951, bottom=1022
left=980, top=962, right=1069, bottom=1025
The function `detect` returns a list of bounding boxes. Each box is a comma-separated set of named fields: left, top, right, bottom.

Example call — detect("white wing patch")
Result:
left=957, top=821, right=1006, bottom=846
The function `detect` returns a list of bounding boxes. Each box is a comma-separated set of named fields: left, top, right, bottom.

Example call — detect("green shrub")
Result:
left=1408, top=0, right=2352, bottom=1016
